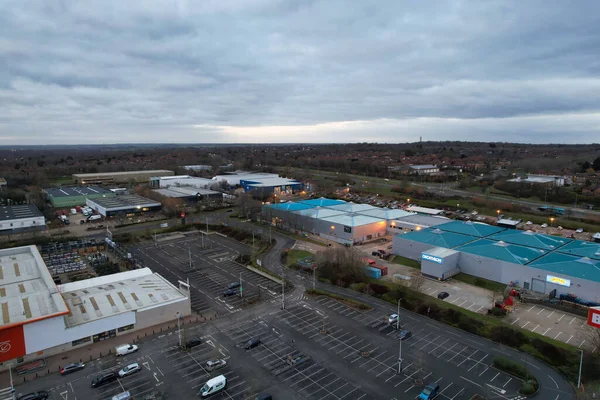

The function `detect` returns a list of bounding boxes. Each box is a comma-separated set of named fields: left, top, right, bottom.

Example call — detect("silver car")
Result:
left=205, top=359, right=227, bottom=371
left=118, top=362, right=141, bottom=377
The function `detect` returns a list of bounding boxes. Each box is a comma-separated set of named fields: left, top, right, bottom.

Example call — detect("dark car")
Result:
left=437, top=292, right=449, bottom=300
left=227, top=209, right=234, bottom=212
left=244, top=338, right=261, bottom=350
left=17, top=392, right=49, bottom=400
left=228, top=282, right=241, bottom=289
left=255, top=394, right=273, bottom=400
left=223, top=289, right=237, bottom=297
left=91, top=371, right=117, bottom=388
left=377, top=249, right=386, bottom=254
left=182, top=338, right=202, bottom=349
left=371, top=251, right=381, bottom=257
left=397, top=330, right=412, bottom=341
left=60, top=362, right=85, bottom=375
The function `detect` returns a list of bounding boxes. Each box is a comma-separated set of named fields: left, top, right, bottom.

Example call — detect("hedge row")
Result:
left=493, top=357, right=539, bottom=395
left=306, top=289, right=372, bottom=310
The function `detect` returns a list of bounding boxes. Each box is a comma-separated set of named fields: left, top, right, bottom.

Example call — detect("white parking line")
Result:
left=532, top=324, right=540, bottom=332
left=547, top=311, right=555, bottom=318
left=527, top=305, right=536, bottom=312
left=510, top=318, right=520, bottom=325
left=502, top=377, right=512, bottom=387
left=542, top=328, right=551, bottom=335
left=457, top=300, right=468, bottom=307
left=566, top=335, right=573, bottom=344
left=521, top=321, right=530, bottom=329
left=490, top=372, right=500, bottom=382
left=569, top=317, right=577, bottom=325
left=537, top=308, right=545, bottom=315
left=554, top=332, right=562, bottom=340
left=558, top=313, right=565, bottom=322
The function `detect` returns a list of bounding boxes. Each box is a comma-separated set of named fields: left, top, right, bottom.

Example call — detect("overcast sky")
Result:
left=1, top=0, right=600, bottom=145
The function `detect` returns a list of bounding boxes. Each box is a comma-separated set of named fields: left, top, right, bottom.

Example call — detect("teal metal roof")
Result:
left=557, top=240, right=600, bottom=261
left=435, top=220, right=506, bottom=237
left=487, top=230, right=572, bottom=251
left=397, top=227, right=477, bottom=249
left=528, top=252, right=600, bottom=283
left=265, top=202, right=316, bottom=212
left=456, top=239, right=547, bottom=265
left=299, top=198, right=346, bottom=207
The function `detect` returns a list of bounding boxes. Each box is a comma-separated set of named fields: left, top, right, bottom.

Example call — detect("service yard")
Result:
left=128, top=232, right=283, bottom=317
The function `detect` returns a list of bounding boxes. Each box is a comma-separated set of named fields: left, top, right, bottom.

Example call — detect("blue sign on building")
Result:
left=421, top=253, right=443, bottom=264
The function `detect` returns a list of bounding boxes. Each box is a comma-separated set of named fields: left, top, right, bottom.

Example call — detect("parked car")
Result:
left=287, top=354, right=307, bottom=365
left=115, top=344, right=138, bottom=356
left=576, top=228, right=584, bottom=233
left=223, top=289, right=237, bottom=297
left=419, top=384, right=440, bottom=399
left=371, top=251, right=381, bottom=257
left=228, top=282, right=241, bottom=289
left=60, top=362, right=85, bottom=375
left=541, top=223, right=548, bottom=228
left=255, top=394, right=273, bottom=400
left=119, top=363, right=141, bottom=377
left=244, top=338, right=261, bottom=350
left=437, top=292, right=449, bottom=300
left=388, top=314, right=399, bottom=324
left=182, top=338, right=202, bottom=349
left=397, top=330, right=412, bottom=340
left=525, top=221, right=533, bottom=225
left=17, top=392, right=49, bottom=400
left=206, top=359, right=227, bottom=371
left=91, top=371, right=117, bottom=388
left=377, top=249, right=387, bottom=255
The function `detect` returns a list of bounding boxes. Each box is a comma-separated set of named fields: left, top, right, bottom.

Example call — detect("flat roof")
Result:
left=397, top=228, right=477, bottom=249
left=409, top=164, right=438, bottom=170
left=436, top=220, right=506, bottom=237
left=0, top=204, right=44, bottom=222
left=73, top=170, right=174, bottom=178
left=405, top=206, right=444, bottom=215
left=298, top=198, right=346, bottom=207
left=320, top=213, right=385, bottom=227
left=241, top=177, right=302, bottom=187
left=0, top=246, right=68, bottom=328
left=423, top=247, right=459, bottom=258
left=325, top=202, right=377, bottom=213
left=58, top=268, right=186, bottom=327
left=0, top=178, right=6, bottom=185
left=456, top=239, right=547, bottom=265
left=357, top=208, right=414, bottom=220
left=558, top=240, right=600, bottom=261
left=266, top=202, right=316, bottom=212
left=45, top=186, right=113, bottom=198
left=87, top=195, right=161, bottom=210
left=496, top=218, right=521, bottom=226
left=394, top=214, right=451, bottom=228
left=292, top=207, right=347, bottom=219
left=154, top=187, right=221, bottom=198
left=528, top=253, right=600, bottom=283
left=487, top=230, right=572, bottom=251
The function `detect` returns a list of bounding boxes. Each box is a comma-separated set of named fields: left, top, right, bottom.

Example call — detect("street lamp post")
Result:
left=176, top=312, right=182, bottom=348
left=397, top=298, right=403, bottom=373
left=550, top=217, right=555, bottom=227
left=456, top=203, right=460, bottom=212
left=240, top=272, right=243, bottom=299
left=578, top=349, right=583, bottom=388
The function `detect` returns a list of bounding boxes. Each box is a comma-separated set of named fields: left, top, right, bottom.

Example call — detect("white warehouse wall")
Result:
left=135, top=298, right=191, bottom=330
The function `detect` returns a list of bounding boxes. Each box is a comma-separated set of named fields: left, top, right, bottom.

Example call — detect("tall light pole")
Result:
left=397, top=298, right=403, bottom=373
left=240, top=272, right=243, bottom=299
left=456, top=203, right=460, bottom=212
left=397, top=299, right=401, bottom=330
left=550, top=217, right=555, bottom=227
left=312, top=265, right=316, bottom=290
left=176, top=312, right=182, bottom=348
left=281, top=267, right=285, bottom=310
left=578, top=349, right=583, bottom=388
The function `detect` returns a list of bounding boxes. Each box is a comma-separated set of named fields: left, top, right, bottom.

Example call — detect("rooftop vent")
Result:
left=493, top=241, right=510, bottom=247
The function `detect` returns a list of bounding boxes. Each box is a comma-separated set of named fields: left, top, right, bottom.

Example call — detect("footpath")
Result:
left=0, top=313, right=211, bottom=388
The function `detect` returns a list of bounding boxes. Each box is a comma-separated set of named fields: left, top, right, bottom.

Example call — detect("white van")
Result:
left=199, top=375, right=226, bottom=397
left=115, top=344, right=138, bottom=356
left=111, top=392, right=131, bottom=400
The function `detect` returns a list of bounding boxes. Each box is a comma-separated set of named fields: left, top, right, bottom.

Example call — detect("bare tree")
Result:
left=584, top=326, right=600, bottom=356
left=489, top=290, right=503, bottom=308
left=404, top=273, right=426, bottom=293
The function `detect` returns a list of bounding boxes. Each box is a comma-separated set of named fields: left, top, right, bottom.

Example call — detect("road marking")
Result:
left=558, top=313, right=565, bottom=322
left=486, top=384, right=506, bottom=394
left=475, top=305, right=484, bottom=313
left=153, top=372, right=160, bottom=382
left=532, top=324, right=540, bottom=332
left=510, top=318, right=520, bottom=325
left=554, top=332, right=562, bottom=340
left=521, top=321, right=530, bottom=329
left=547, top=311, right=555, bottom=318
left=537, top=308, right=545, bottom=315
left=479, top=367, right=489, bottom=376
left=579, top=340, right=586, bottom=348
left=569, top=317, right=576, bottom=325
left=449, top=298, right=459, bottom=304
left=490, top=372, right=500, bottom=382
left=457, top=300, right=468, bottom=307
left=548, top=374, right=559, bottom=388
left=142, top=361, right=151, bottom=370
left=60, top=391, right=68, bottom=400
left=503, top=377, right=512, bottom=387
left=566, top=335, right=573, bottom=344
left=460, top=376, right=482, bottom=387
left=542, top=328, right=550, bottom=335
left=527, top=305, right=536, bottom=312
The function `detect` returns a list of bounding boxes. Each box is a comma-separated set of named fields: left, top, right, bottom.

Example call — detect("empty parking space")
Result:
left=221, top=318, right=371, bottom=399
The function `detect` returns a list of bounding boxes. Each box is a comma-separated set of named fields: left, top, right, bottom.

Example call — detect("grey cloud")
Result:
left=1, top=0, right=600, bottom=144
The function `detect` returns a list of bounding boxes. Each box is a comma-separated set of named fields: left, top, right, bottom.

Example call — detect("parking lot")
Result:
left=263, top=296, right=525, bottom=400
left=129, top=233, right=282, bottom=316
left=221, top=318, right=372, bottom=399
left=507, top=303, right=591, bottom=350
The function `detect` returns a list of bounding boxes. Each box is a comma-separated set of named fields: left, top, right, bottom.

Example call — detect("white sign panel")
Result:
left=421, top=253, right=443, bottom=264
left=546, top=275, right=570, bottom=287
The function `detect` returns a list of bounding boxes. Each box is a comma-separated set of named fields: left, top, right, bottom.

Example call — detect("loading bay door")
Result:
left=531, top=278, right=546, bottom=293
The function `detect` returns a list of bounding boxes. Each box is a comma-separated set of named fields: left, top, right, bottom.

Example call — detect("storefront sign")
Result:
left=588, top=307, right=600, bottom=329
left=421, top=254, right=443, bottom=264
left=546, top=275, right=570, bottom=287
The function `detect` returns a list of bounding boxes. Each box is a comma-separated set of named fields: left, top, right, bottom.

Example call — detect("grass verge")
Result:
left=493, top=357, right=539, bottom=395
left=452, top=273, right=507, bottom=293
left=306, top=288, right=372, bottom=310
left=286, top=249, right=313, bottom=266
left=390, top=255, right=421, bottom=269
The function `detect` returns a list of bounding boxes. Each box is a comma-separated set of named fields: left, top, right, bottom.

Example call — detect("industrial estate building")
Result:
left=0, top=245, right=191, bottom=368
left=86, top=195, right=162, bottom=217
left=409, top=165, right=440, bottom=175
left=0, top=205, right=46, bottom=235
left=153, top=187, right=223, bottom=203
left=393, top=220, right=600, bottom=303
left=149, top=175, right=215, bottom=189
left=508, top=174, right=566, bottom=187
left=45, top=186, right=116, bottom=207
left=73, top=170, right=174, bottom=185
left=213, top=171, right=280, bottom=186
left=262, top=198, right=442, bottom=245
left=240, top=177, right=304, bottom=197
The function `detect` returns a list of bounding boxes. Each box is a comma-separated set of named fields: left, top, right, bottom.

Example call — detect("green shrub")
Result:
left=490, top=326, right=528, bottom=348
left=493, top=357, right=529, bottom=380
left=519, top=383, right=536, bottom=395
left=368, top=283, right=390, bottom=295
left=350, top=283, right=367, bottom=292
left=440, top=308, right=461, bottom=324
left=458, top=316, right=484, bottom=335
left=530, top=338, right=564, bottom=366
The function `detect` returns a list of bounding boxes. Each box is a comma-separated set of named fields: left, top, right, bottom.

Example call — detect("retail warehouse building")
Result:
left=392, top=220, right=600, bottom=303
left=86, top=195, right=161, bottom=217
left=262, top=198, right=448, bottom=245
left=0, top=205, right=46, bottom=235
left=45, top=186, right=116, bottom=208
left=73, top=170, right=174, bottom=185
left=0, top=245, right=190, bottom=369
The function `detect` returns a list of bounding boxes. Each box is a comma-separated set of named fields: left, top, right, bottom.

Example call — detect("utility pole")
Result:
left=177, top=312, right=182, bottom=348
left=397, top=298, right=403, bottom=373
left=578, top=349, right=583, bottom=388
left=240, top=272, right=243, bottom=298
left=312, top=266, right=316, bottom=290
left=188, top=247, right=193, bottom=269
left=281, top=267, right=285, bottom=310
